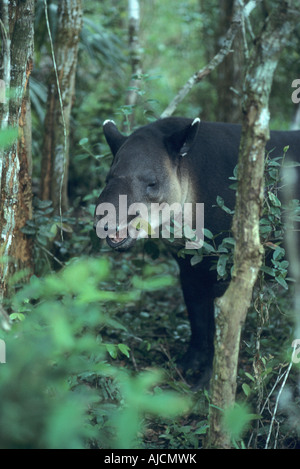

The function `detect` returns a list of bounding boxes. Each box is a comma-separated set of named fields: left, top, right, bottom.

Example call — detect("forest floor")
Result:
left=97, top=241, right=300, bottom=449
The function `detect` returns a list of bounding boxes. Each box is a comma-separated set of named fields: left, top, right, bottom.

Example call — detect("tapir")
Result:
left=94, top=117, right=300, bottom=386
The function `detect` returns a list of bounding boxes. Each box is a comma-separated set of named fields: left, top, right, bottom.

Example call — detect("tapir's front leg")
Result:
left=177, top=257, right=225, bottom=387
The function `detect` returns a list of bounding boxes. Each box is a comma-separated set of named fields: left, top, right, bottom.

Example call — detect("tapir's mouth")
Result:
left=106, top=231, right=136, bottom=251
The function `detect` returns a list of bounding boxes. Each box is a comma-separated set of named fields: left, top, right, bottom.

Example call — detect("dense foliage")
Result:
left=1, top=0, right=300, bottom=449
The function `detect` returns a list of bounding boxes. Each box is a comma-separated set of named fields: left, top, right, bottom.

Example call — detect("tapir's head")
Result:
left=94, top=117, right=200, bottom=250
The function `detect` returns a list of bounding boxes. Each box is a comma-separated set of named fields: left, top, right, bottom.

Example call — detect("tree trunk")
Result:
left=40, top=0, right=82, bottom=214
left=206, top=0, right=298, bottom=449
left=213, top=0, right=244, bottom=123
left=0, top=0, right=35, bottom=300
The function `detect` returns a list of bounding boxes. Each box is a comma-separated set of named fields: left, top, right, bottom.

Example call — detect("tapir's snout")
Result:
left=94, top=191, right=139, bottom=250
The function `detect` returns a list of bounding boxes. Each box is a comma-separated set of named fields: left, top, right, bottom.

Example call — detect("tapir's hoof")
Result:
left=177, top=348, right=213, bottom=389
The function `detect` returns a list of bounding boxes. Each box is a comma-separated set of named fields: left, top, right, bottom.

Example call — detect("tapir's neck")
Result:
left=177, top=158, right=194, bottom=206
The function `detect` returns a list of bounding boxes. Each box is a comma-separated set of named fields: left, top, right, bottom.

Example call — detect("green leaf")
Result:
left=217, top=254, right=228, bottom=277
left=105, top=343, right=118, bottom=359
left=36, top=199, right=53, bottom=209
left=50, top=223, right=58, bottom=237
left=259, top=225, right=272, bottom=234
left=242, top=383, right=251, bottom=397
left=191, top=254, right=203, bottom=266
left=20, top=226, right=36, bottom=235
left=268, top=191, right=281, bottom=207
left=202, top=241, right=216, bottom=254
left=222, top=237, right=235, bottom=247
left=79, top=137, right=89, bottom=146
left=260, top=265, right=276, bottom=277
left=245, top=372, right=255, bottom=382
left=275, top=275, right=288, bottom=290
left=283, top=145, right=290, bottom=154
left=195, top=425, right=209, bottom=435
left=118, top=343, right=130, bottom=358
left=10, top=312, right=26, bottom=322
left=273, top=247, right=285, bottom=260
left=204, top=229, right=214, bottom=239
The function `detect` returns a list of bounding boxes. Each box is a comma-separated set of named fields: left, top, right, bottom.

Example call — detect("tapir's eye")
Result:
left=146, top=180, right=158, bottom=197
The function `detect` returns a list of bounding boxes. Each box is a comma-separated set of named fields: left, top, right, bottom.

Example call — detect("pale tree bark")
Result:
left=40, top=0, right=82, bottom=213
left=123, top=0, right=142, bottom=130
left=0, top=0, right=35, bottom=300
left=206, top=0, right=299, bottom=449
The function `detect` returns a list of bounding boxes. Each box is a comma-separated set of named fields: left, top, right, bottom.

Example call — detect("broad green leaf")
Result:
left=105, top=343, right=118, bottom=359
left=118, top=343, right=130, bottom=358
left=242, top=383, right=251, bottom=397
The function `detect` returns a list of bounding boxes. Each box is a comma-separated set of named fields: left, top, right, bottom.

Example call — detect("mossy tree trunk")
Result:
left=0, top=0, right=35, bottom=300
left=206, top=0, right=298, bottom=449
left=40, top=0, right=82, bottom=214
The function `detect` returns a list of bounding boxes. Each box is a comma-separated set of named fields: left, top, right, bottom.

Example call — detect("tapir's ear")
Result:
left=103, top=120, right=127, bottom=156
left=179, top=118, right=200, bottom=156
left=166, top=117, right=200, bottom=157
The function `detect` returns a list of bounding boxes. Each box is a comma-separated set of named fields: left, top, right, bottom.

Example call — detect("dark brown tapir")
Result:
left=94, top=117, right=300, bottom=386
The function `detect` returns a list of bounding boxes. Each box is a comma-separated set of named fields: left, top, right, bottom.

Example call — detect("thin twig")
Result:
left=264, top=359, right=294, bottom=449
left=159, top=344, right=188, bottom=384
left=39, top=244, right=65, bottom=267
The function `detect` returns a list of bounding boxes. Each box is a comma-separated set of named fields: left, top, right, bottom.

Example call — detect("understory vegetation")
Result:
left=1, top=150, right=299, bottom=449
left=0, top=0, right=300, bottom=449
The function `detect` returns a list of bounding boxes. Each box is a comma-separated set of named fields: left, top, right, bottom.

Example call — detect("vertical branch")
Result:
left=124, top=0, right=142, bottom=129
left=128, top=0, right=141, bottom=79
left=206, top=0, right=298, bottom=449
left=0, top=0, right=10, bottom=130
